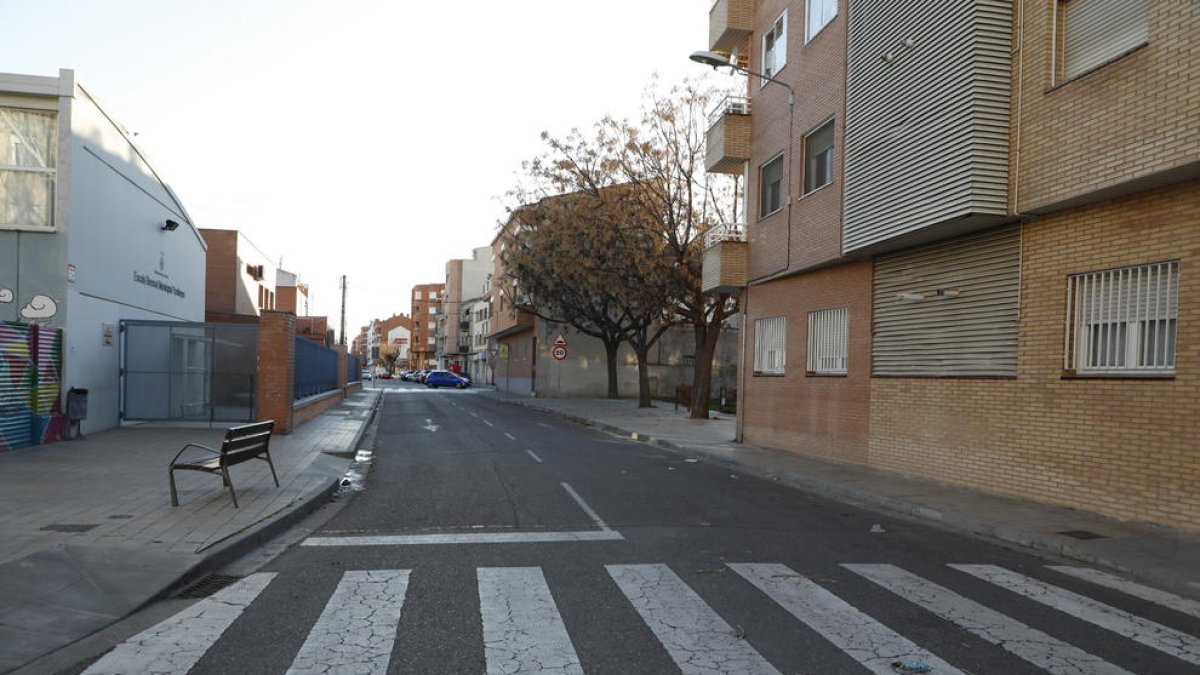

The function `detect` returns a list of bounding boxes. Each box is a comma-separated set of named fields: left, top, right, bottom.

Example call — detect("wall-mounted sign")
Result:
left=101, top=322, right=115, bottom=347
left=133, top=271, right=186, bottom=298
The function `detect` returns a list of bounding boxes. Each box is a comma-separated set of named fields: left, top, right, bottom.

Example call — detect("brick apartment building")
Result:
left=438, top=247, right=493, bottom=373
left=409, top=283, right=444, bottom=369
left=702, top=0, right=1198, bottom=530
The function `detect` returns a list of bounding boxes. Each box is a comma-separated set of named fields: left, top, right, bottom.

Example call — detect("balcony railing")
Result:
left=702, top=223, right=749, bottom=294
left=705, top=222, right=747, bottom=249
left=705, top=96, right=751, bottom=174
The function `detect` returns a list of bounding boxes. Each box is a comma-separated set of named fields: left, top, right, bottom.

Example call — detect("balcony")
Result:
left=702, top=224, right=748, bottom=294
left=709, top=0, right=753, bottom=53
left=705, top=96, right=751, bottom=174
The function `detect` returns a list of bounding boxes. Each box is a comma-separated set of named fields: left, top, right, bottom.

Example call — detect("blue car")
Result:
left=425, top=370, right=469, bottom=389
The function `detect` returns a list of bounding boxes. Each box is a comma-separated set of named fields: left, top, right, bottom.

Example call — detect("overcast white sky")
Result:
left=1, top=0, right=719, bottom=335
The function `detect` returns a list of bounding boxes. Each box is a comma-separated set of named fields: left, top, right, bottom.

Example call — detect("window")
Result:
left=754, top=316, right=787, bottom=374
left=761, top=11, right=787, bottom=82
left=806, top=0, right=837, bottom=42
left=804, top=120, right=834, bottom=194
left=0, top=107, right=57, bottom=230
left=759, top=153, right=784, bottom=217
left=1058, top=0, right=1148, bottom=81
left=807, top=307, right=848, bottom=375
left=1065, top=261, right=1178, bottom=375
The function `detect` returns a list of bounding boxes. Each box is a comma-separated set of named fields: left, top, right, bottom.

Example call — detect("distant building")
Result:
left=0, top=68, right=206, bottom=444
left=409, top=283, right=444, bottom=369
left=200, top=228, right=276, bottom=323
left=438, top=246, right=492, bottom=372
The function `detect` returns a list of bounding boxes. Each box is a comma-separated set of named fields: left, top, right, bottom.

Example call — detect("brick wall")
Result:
left=256, top=310, right=296, bottom=434
left=870, top=183, right=1200, bottom=530
left=747, top=0, right=847, bottom=280
left=1014, top=1, right=1199, bottom=211
left=200, top=229, right=238, bottom=315
left=741, top=260, right=873, bottom=462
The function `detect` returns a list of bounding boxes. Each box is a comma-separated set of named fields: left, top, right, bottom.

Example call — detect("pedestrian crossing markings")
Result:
left=84, top=563, right=1200, bottom=674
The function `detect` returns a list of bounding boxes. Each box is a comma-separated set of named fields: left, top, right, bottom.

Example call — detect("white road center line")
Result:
left=731, top=563, right=963, bottom=675
left=845, top=564, right=1131, bottom=675
left=1047, top=565, right=1200, bottom=619
left=607, top=564, right=781, bottom=675
left=478, top=567, right=584, bottom=675
left=526, top=449, right=544, bottom=463
left=287, top=570, right=410, bottom=674
left=482, top=419, right=494, bottom=427
left=560, top=482, right=610, bottom=531
left=952, top=564, right=1200, bottom=665
left=504, top=432, right=517, bottom=441
left=302, top=531, right=624, bottom=546
left=83, top=573, right=276, bottom=675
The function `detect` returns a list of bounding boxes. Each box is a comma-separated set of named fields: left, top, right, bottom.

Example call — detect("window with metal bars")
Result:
left=754, top=316, right=787, bottom=375
left=807, top=307, right=848, bottom=375
left=1064, top=261, right=1178, bottom=375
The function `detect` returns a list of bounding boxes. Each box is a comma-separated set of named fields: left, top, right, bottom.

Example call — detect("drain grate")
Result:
left=40, top=523, right=99, bottom=533
left=176, top=574, right=242, bottom=599
left=1057, top=530, right=1107, bottom=540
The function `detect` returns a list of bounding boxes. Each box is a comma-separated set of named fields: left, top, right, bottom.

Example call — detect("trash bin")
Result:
left=67, top=388, right=88, bottom=439
left=67, top=388, right=89, bottom=421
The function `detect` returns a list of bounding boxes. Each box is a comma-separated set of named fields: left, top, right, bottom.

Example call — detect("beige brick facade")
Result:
left=871, top=183, right=1199, bottom=530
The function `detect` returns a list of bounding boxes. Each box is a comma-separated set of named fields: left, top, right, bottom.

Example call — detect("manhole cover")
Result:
left=40, top=523, right=99, bottom=533
left=176, top=574, right=241, bottom=598
left=1057, top=530, right=1107, bottom=540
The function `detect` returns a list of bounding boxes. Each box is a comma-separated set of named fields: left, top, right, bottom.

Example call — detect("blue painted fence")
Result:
left=294, top=337, right=339, bottom=400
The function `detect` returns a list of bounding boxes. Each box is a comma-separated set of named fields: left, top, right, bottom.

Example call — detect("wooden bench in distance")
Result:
left=168, top=421, right=278, bottom=508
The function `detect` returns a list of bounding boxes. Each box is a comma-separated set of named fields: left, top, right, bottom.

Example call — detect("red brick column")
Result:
left=256, top=311, right=296, bottom=434
left=335, top=344, right=347, bottom=389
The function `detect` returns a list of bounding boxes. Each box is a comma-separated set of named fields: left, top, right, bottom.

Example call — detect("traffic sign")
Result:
left=552, top=346, right=568, bottom=361
left=553, top=332, right=568, bottom=347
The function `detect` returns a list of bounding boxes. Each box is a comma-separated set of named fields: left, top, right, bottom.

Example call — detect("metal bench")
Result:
left=168, top=421, right=278, bottom=508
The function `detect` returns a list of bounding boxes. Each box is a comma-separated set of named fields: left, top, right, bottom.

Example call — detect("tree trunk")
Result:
left=689, top=321, right=723, bottom=419
left=635, top=345, right=652, bottom=408
left=604, top=338, right=620, bottom=399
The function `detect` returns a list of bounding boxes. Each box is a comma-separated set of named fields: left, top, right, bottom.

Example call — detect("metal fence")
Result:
left=294, top=337, right=340, bottom=399
left=347, top=354, right=362, bottom=383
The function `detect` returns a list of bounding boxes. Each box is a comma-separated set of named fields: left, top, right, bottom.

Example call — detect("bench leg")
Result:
left=169, top=469, right=180, bottom=507
left=265, top=453, right=280, bottom=488
left=222, top=466, right=239, bottom=508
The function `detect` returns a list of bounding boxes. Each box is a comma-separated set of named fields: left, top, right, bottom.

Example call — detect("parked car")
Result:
left=360, top=369, right=373, bottom=381
left=425, top=370, right=469, bottom=389
left=417, top=369, right=432, bottom=383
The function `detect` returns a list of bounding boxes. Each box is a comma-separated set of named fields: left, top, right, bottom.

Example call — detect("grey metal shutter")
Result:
left=873, top=225, right=1020, bottom=377
left=1063, top=0, right=1148, bottom=80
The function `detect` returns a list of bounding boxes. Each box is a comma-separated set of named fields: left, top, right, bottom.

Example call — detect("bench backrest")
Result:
left=220, top=421, right=274, bottom=463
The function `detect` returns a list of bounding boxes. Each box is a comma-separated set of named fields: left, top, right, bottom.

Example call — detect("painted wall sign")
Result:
left=133, top=271, right=186, bottom=298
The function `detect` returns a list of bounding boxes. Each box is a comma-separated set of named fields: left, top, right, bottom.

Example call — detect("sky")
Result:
left=1, top=0, right=717, bottom=336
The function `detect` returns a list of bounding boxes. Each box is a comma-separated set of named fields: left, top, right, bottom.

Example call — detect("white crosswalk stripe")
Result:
left=85, top=562, right=1199, bottom=674
left=952, top=564, right=1200, bottom=666
left=286, top=569, right=410, bottom=674
left=1047, top=566, right=1200, bottom=619
left=845, top=563, right=1133, bottom=675
left=83, top=572, right=276, bottom=675
left=478, top=567, right=584, bottom=675
left=607, top=563, right=781, bottom=675
left=731, top=563, right=963, bottom=675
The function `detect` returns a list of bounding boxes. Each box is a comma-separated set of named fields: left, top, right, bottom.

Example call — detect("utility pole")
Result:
left=339, top=274, right=347, bottom=346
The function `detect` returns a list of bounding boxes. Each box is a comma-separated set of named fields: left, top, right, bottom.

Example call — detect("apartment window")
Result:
left=807, top=307, right=848, bottom=375
left=1065, top=261, right=1178, bottom=376
left=806, top=0, right=837, bottom=42
left=0, top=107, right=56, bottom=230
left=1058, top=0, right=1148, bottom=82
left=754, top=316, right=787, bottom=375
left=804, top=120, right=834, bottom=194
left=761, top=11, right=787, bottom=82
left=759, top=153, right=784, bottom=217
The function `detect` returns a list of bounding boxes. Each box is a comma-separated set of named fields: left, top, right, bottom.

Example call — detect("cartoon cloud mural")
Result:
left=0, top=288, right=13, bottom=303
left=21, top=295, right=58, bottom=319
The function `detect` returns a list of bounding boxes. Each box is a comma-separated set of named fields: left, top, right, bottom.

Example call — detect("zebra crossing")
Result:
left=82, top=562, right=1200, bottom=674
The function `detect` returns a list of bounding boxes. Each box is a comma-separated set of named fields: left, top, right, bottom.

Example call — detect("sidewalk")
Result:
left=0, top=388, right=380, bottom=673
left=485, top=390, right=1200, bottom=602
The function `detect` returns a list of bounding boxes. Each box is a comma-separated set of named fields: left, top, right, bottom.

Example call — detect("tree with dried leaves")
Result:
left=510, top=77, right=741, bottom=416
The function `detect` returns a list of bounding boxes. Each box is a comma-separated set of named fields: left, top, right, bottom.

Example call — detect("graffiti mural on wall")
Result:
left=0, top=321, right=65, bottom=451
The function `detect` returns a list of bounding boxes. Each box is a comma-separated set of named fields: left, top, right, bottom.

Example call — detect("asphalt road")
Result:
left=71, top=382, right=1200, bottom=674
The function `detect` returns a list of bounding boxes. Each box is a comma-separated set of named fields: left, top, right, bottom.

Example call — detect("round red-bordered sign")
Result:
left=552, top=346, right=568, bottom=361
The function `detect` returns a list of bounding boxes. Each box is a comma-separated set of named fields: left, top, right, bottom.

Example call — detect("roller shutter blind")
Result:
left=872, top=225, right=1020, bottom=377
left=1062, top=0, right=1148, bottom=80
